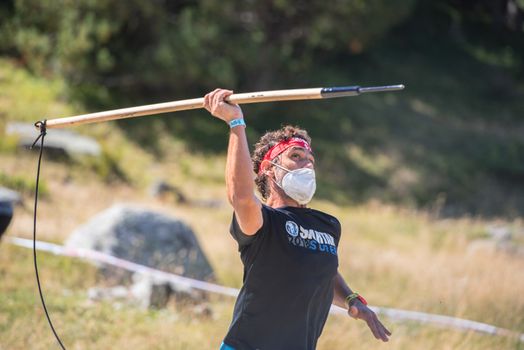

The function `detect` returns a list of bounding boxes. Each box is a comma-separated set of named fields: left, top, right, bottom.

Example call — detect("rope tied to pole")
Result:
left=31, top=119, right=67, bottom=350
left=31, top=120, right=47, bottom=149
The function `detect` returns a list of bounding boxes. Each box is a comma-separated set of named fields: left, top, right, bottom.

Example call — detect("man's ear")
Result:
left=259, top=160, right=271, bottom=175
left=264, top=162, right=276, bottom=179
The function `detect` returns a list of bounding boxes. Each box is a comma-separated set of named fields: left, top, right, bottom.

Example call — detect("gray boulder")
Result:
left=0, top=187, right=22, bottom=205
left=66, top=204, right=214, bottom=286
left=6, top=122, right=101, bottom=157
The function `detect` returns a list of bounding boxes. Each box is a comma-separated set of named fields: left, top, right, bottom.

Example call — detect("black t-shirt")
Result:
left=223, top=204, right=341, bottom=350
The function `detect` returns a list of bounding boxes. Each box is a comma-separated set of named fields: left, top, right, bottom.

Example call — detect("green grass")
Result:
left=1, top=117, right=522, bottom=349
left=1, top=184, right=523, bottom=349
left=0, top=171, right=48, bottom=197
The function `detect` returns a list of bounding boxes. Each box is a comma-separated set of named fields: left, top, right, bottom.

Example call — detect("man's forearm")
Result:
left=332, top=272, right=353, bottom=309
left=202, top=89, right=262, bottom=235
left=226, top=127, right=257, bottom=205
left=225, top=125, right=263, bottom=235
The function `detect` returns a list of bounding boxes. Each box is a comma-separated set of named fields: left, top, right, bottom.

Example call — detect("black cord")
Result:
left=31, top=120, right=67, bottom=350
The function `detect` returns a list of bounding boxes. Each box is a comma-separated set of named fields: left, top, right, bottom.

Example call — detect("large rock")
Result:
left=0, top=187, right=22, bottom=205
left=6, top=122, right=101, bottom=157
left=67, top=205, right=215, bottom=308
left=66, top=205, right=215, bottom=283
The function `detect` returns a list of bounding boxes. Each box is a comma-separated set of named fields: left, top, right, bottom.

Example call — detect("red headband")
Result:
left=258, top=137, right=312, bottom=174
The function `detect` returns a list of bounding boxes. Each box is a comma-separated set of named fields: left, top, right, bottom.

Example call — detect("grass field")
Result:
left=1, top=6, right=524, bottom=345
left=1, top=148, right=523, bottom=350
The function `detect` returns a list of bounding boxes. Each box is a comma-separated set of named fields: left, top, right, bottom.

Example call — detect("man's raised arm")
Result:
left=204, top=89, right=262, bottom=235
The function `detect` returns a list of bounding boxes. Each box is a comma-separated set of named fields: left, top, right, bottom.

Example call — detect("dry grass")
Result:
left=1, top=150, right=524, bottom=350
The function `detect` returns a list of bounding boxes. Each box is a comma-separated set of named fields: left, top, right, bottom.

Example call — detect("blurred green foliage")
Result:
left=0, top=0, right=415, bottom=102
left=0, top=0, right=523, bottom=216
left=75, top=142, right=129, bottom=184
left=0, top=171, right=48, bottom=196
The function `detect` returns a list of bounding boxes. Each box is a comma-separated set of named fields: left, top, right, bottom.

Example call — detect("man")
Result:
left=204, top=88, right=391, bottom=350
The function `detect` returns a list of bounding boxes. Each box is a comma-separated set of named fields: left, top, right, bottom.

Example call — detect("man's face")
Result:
left=277, top=146, right=315, bottom=172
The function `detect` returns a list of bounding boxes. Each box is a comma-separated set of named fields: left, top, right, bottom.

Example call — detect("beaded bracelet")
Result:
left=345, top=292, right=368, bottom=306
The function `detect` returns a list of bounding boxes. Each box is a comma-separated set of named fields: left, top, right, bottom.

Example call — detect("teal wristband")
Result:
left=229, top=118, right=246, bottom=128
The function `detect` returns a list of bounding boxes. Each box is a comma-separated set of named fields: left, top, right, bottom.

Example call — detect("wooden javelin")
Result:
left=38, top=84, right=404, bottom=130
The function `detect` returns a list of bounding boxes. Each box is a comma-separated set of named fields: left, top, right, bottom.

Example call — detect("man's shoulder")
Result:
left=307, top=207, right=336, bottom=217
left=267, top=205, right=340, bottom=225
left=309, top=208, right=341, bottom=227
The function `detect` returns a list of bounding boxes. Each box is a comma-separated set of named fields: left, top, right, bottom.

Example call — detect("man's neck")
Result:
left=266, top=195, right=305, bottom=209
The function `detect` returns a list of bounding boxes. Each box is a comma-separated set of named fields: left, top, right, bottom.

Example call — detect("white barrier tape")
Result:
left=7, top=236, right=239, bottom=297
left=330, top=306, right=523, bottom=341
left=7, top=236, right=524, bottom=342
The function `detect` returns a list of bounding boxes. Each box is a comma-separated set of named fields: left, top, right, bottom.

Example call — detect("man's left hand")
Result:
left=349, top=301, right=391, bottom=342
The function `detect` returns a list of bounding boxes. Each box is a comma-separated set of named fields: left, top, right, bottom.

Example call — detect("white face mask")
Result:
left=271, top=162, right=316, bottom=205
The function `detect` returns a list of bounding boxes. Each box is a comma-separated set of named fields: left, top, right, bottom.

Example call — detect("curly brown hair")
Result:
left=252, top=125, right=311, bottom=201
